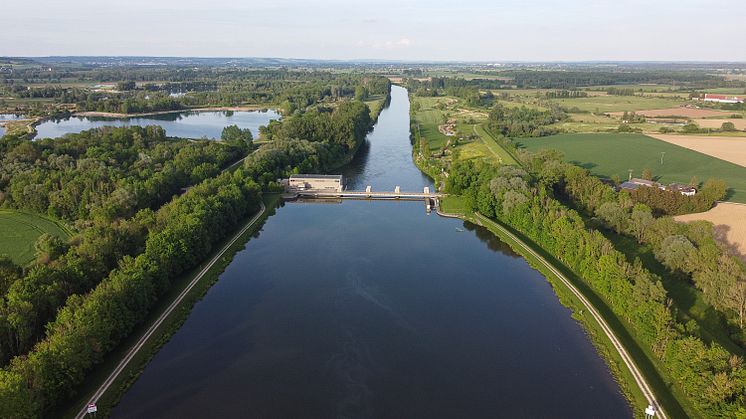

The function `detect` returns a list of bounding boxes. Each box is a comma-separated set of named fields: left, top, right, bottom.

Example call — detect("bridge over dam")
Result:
left=294, top=186, right=442, bottom=200
left=284, top=174, right=443, bottom=210
left=288, top=187, right=443, bottom=212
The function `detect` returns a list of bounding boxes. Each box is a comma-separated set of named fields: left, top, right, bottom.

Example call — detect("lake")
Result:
left=111, top=86, right=631, bottom=418
left=34, top=110, right=279, bottom=140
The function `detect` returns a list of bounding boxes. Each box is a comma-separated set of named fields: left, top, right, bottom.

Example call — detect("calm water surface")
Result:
left=34, top=110, right=279, bottom=140
left=111, top=86, right=631, bottom=418
left=0, top=113, right=27, bottom=121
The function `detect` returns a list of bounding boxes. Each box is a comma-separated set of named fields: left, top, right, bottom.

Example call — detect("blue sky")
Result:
left=2, top=0, right=744, bottom=60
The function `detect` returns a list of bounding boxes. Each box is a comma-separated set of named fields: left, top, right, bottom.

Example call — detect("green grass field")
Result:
left=518, top=133, right=746, bottom=203
left=548, top=95, right=684, bottom=113
left=0, top=209, right=72, bottom=264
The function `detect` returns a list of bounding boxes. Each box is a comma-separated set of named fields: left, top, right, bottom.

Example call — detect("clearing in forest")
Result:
left=0, top=209, right=71, bottom=265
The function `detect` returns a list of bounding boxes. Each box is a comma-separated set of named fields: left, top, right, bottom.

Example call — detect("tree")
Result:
left=0, top=257, right=22, bottom=295
left=628, top=204, right=654, bottom=243
left=354, top=86, right=369, bottom=101
left=116, top=81, right=136, bottom=91
left=596, top=202, right=627, bottom=234
left=34, top=234, right=67, bottom=264
left=682, top=122, right=700, bottom=133
left=656, top=235, right=697, bottom=274
left=721, top=122, right=736, bottom=132
left=221, top=125, right=253, bottom=149
left=641, top=168, right=653, bottom=180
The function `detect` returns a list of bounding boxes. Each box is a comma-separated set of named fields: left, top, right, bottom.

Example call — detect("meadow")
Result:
left=548, top=94, right=685, bottom=113
left=0, top=209, right=71, bottom=264
left=518, top=133, right=746, bottom=203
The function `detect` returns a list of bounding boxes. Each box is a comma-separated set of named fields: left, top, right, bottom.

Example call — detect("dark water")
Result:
left=111, top=86, right=631, bottom=418
left=34, top=110, right=279, bottom=140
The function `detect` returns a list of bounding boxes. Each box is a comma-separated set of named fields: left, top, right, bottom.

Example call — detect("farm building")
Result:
left=668, top=183, right=697, bottom=196
left=618, top=178, right=663, bottom=192
left=703, top=94, right=744, bottom=104
left=618, top=178, right=696, bottom=196
left=288, top=174, right=344, bottom=192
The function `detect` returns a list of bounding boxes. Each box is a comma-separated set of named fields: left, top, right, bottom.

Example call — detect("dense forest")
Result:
left=249, top=100, right=373, bottom=185
left=0, top=126, right=250, bottom=366
left=487, top=103, right=565, bottom=137
left=447, top=154, right=745, bottom=417
left=0, top=69, right=391, bottom=118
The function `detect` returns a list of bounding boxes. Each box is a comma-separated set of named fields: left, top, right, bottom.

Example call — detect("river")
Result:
left=34, top=110, right=279, bottom=140
left=111, top=86, right=631, bottom=418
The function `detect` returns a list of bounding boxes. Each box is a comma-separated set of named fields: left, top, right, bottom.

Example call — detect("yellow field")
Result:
left=675, top=202, right=746, bottom=261
left=648, top=134, right=746, bottom=168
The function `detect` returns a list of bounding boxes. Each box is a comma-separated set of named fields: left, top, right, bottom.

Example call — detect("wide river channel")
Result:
left=111, top=86, right=631, bottom=418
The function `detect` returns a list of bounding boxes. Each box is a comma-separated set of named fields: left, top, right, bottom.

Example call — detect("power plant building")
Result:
left=288, top=174, right=344, bottom=192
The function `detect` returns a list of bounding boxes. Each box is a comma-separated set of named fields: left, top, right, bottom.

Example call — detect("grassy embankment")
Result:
left=519, top=133, right=746, bottom=203
left=60, top=193, right=280, bottom=418
left=0, top=209, right=72, bottom=265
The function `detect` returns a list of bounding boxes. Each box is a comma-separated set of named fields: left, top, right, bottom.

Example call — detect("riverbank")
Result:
left=64, top=194, right=278, bottom=419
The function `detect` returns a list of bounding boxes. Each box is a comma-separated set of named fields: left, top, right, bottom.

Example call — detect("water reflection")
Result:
left=34, top=110, right=279, bottom=140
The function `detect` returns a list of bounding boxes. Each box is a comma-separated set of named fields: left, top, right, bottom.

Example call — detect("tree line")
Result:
left=447, top=156, right=745, bottom=417
left=532, top=152, right=744, bottom=339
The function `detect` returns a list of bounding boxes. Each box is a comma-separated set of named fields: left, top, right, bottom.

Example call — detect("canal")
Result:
left=111, top=86, right=631, bottom=418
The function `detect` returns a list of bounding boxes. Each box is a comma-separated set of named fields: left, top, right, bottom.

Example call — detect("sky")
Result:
left=2, top=0, right=744, bottom=61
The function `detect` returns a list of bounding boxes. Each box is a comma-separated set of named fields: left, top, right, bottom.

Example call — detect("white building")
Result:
left=703, top=94, right=745, bottom=104
left=288, top=174, right=344, bottom=192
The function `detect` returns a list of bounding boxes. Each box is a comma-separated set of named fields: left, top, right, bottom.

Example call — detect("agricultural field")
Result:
left=547, top=94, right=685, bottom=113
left=0, top=209, right=71, bottom=265
left=518, top=133, right=746, bottom=203
left=608, top=107, right=732, bottom=118
left=675, top=202, right=746, bottom=262
left=649, top=134, right=746, bottom=167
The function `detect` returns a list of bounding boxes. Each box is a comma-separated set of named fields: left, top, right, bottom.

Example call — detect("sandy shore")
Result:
left=73, top=106, right=273, bottom=119
left=648, top=134, right=746, bottom=168
left=675, top=202, right=746, bottom=261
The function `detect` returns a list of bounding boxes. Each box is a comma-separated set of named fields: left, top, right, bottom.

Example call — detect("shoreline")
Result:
left=73, top=105, right=275, bottom=119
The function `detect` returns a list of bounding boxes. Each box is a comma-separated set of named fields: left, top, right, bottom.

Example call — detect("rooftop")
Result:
left=289, top=174, right=343, bottom=180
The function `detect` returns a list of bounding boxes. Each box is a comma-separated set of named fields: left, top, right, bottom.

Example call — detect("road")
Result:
left=75, top=200, right=267, bottom=419
left=472, top=212, right=667, bottom=419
